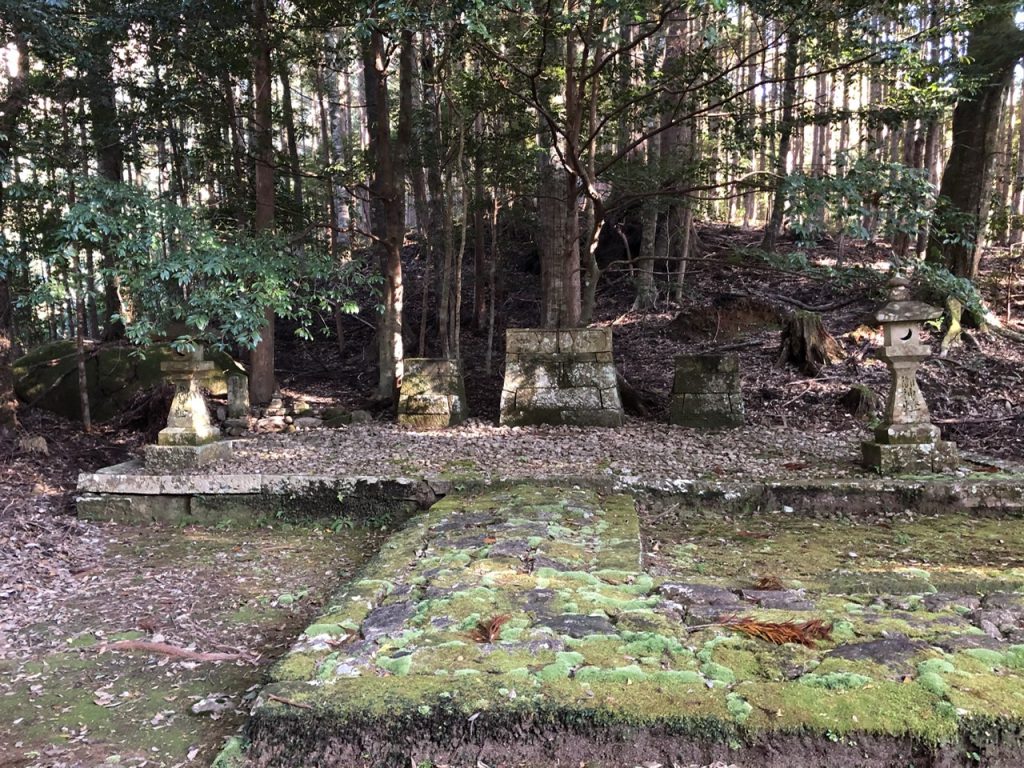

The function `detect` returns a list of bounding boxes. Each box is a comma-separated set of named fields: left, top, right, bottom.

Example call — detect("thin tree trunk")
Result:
left=762, top=32, right=800, bottom=252
left=279, top=61, right=304, bottom=217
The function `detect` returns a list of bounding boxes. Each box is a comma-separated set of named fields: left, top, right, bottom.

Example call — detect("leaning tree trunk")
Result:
left=928, top=6, right=1024, bottom=279
left=777, top=310, right=845, bottom=377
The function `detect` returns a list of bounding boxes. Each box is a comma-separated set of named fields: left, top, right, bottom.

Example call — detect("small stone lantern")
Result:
left=861, top=277, right=958, bottom=474
left=144, top=345, right=234, bottom=472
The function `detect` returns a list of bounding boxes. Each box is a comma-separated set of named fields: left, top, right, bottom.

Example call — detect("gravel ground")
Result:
left=192, top=420, right=878, bottom=483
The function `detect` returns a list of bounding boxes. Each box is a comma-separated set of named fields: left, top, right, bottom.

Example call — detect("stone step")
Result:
left=240, top=484, right=1024, bottom=768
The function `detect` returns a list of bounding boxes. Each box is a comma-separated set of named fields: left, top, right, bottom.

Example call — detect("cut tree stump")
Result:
left=777, top=310, right=845, bottom=376
left=839, top=384, right=878, bottom=421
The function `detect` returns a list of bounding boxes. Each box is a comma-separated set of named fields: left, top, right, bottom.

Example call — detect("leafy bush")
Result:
left=51, top=178, right=373, bottom=351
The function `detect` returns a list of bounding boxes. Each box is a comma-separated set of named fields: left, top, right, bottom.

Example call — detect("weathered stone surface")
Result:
left=75, top=493, right=190, bottom=523
left=227, top=373, right=250, bottom=419
left=922, top=593, right=982, bottom=613
left=861, top=440, right=959, bottom=474
left=827, top=636, right=927, bottom=669
left=660, top=583, right=740, bottom=606
left=542, top=613, right=616, bottom=638
left=669, top=354, right=744, bottom=429
left=361, top=602, right=416, bottom=641
left=740, top=589, right=814, bottom=611
left=863, top=279, right=958, bottom=474
left=398, top=358, right=467, bottom=430
left=144, top=440, right=234, bottom=472
left=501, top=329, right=623, bottom=428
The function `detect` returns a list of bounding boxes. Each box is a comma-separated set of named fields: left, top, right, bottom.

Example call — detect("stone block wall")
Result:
left=669, top=354, right=744, bottom=428
left=500, top=328, right=623, bottom=427
left=397, top=358, right=467, bottom=430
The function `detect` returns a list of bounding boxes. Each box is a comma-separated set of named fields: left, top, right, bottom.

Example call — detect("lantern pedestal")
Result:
left=145, top=346, right=234, bottom=472
left=861, top=277, right=958, bottom=474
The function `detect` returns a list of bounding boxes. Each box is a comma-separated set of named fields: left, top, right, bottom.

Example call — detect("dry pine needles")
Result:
left=721, top=616, right=833, bottom=648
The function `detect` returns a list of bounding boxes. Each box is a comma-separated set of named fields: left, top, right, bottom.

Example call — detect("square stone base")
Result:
left=862, top=440, right=959, bottom=475
left=397, top=358, right=467, bottom=431
left=144, top=440, right=236, bottom=473
left=669, top=393, right=744, bottom=429
left=500, top=328, right=624, bottom=428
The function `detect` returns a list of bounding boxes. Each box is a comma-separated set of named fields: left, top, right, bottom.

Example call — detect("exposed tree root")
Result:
left=103, top=639, right=256, bottom=663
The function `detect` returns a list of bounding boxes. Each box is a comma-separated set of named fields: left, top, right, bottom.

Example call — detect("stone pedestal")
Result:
left=145, top=347, right=232, bottom=472
left=861, top=277, right=958, bottom=474
left=397, top=358, right=467, bottom=430
left=499, top=328, right=623, bottom=427
left=669, top=354, right=744, bottom=429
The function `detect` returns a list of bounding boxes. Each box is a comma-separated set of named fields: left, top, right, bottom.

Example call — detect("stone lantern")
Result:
left=861, top=277, right=958, bottom=474
left=144, top=345, right=234, bottom=472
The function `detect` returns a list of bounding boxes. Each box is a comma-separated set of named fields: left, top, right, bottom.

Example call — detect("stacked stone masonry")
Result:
left=500, top=328, right=623, bottom=427
left=397, top=358, right=468, bottom=430
left=669, top=353, right=745, bottom=428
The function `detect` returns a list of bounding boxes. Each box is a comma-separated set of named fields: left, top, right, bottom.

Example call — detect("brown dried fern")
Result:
left=468, top=614, right=511, bottom=644
left=721, top=616, right=833, bottom=648
left=753, top=575, right=786, bottom=590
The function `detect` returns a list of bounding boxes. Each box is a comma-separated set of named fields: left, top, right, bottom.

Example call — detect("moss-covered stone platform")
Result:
left=238, top=485, right=1024, bottom=768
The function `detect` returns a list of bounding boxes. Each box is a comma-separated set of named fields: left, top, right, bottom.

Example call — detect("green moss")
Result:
left=960, top=648, right=1005, bottom=670
left=799, top=672, right=872, bottom=690
left=377, top=654, right=412, bottom=676
left=303, top=623, right=347, bottom=637
left=1007, top=645, right=1024, bottom=670
left=701, top=662, right=735, bottom=685
left=211, top=736, right=246, bottom=768
left=574, top=664, right=647, bottom=683
left=916, top=672, right=949, bottom=697
left=538, top=652, right=585, bottom=681
left=726, top=692, right=753, bottom=723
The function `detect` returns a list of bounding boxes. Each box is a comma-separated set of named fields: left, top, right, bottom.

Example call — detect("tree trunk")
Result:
left=363, top=28, right=405, bottom=401
left=929, top=6, right=1024, bottom=279
left=249, top=0, right=276, bottom=405
left=279, top=60, right=304, bottom=217
left=0, top=37, right=30, bottom=431
left=86, top=29, right=126, bottom=340
left=761, top=32, right=800, bottom=252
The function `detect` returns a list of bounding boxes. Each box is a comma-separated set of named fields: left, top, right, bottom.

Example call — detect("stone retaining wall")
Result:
left=500, top=328, right=623, bottom=427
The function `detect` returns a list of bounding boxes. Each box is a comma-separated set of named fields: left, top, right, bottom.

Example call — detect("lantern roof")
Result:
left=874, top=276, right=943, bottom=323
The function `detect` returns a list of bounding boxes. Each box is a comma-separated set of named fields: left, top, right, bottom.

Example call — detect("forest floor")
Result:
left=1, top=226, right=1023, bottom=767
left=280, top=225, right=1024, bottom=461
left=0, top=515, right=385, bottom=768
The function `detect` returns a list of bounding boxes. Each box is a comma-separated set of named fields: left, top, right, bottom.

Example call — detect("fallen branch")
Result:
left=266, top=693, right=313, bottom=710
left=724, top=290, right=868, bottom=313
left=103, top=640, right=254, bottom=663
left=934, top=414, right=1023, bottom=425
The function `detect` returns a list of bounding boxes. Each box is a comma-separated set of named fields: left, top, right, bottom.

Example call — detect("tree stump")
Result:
left=777, top=310, right=844, bottom=376
left=839, top=384, right=878, bottom=421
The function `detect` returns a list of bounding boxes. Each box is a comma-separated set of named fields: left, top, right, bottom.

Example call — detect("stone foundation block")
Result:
left=669, top=354, right=744, bottom=429
left=144, top=440, right=235, bottom=472
left=669, top=393, right=745, bottom=429
left=76, top=493, right=190, bottom=524
left=862, top=440, right=959, bottom=475
left=500, top=328, right=623, bottom=427
left=397, top=358, right=467, bottom=430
